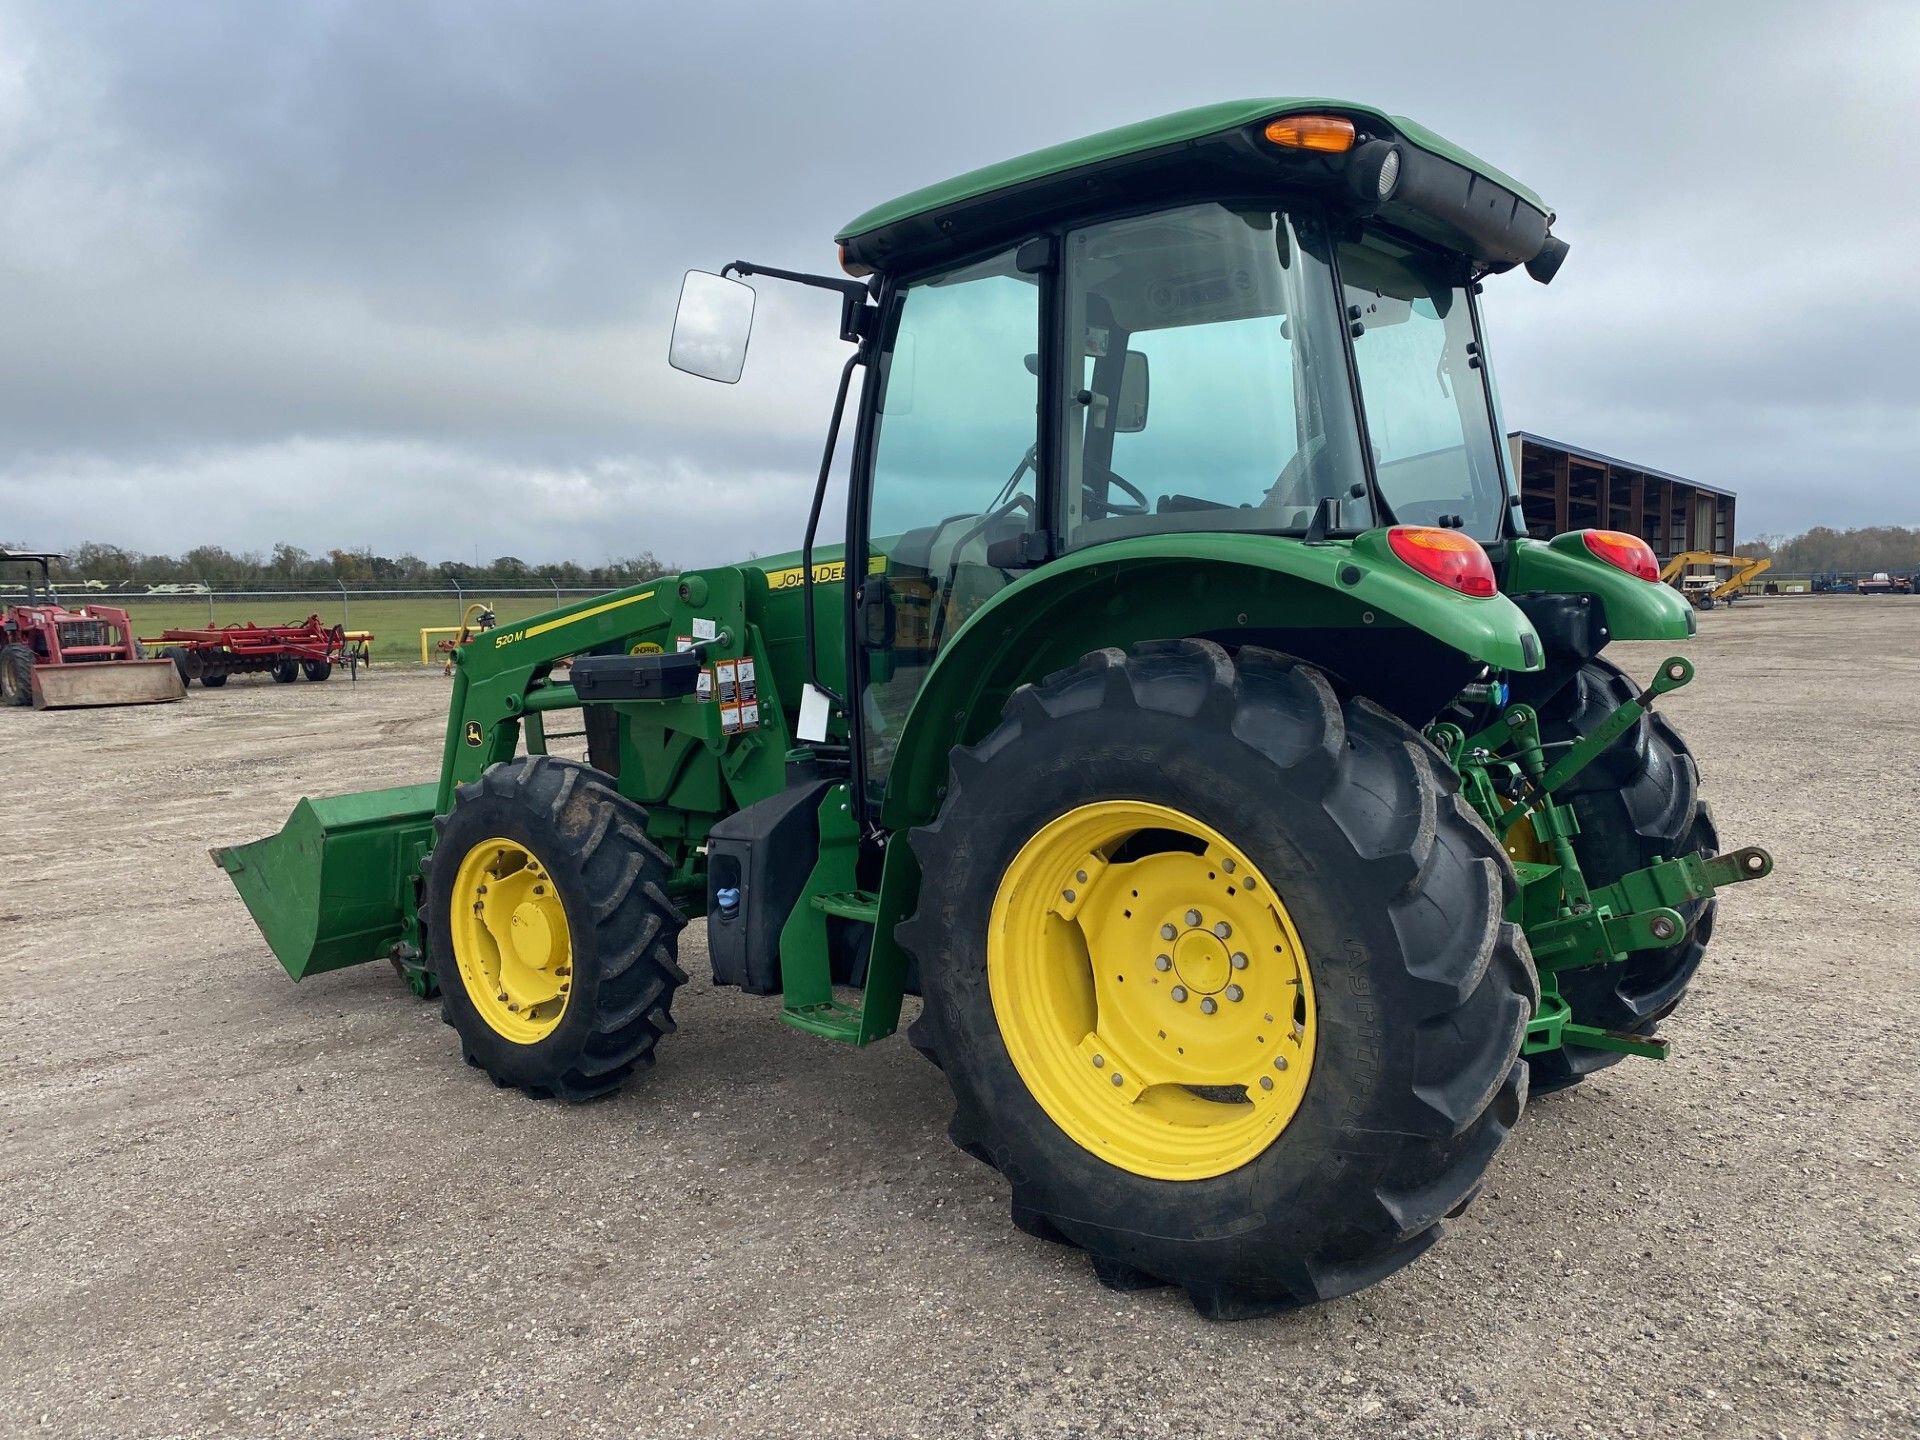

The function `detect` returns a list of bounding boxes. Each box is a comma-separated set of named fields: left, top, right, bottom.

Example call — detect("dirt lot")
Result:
left=4, top=600, right=1917, bottom=1440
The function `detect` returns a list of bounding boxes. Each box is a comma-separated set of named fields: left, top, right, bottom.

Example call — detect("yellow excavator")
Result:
left=1659, top=551, right=1772, bottom=610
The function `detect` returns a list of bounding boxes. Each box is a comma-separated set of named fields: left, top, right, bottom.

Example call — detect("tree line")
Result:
left=1735, top=526, right=1920, bottom=576
left=8, top=526, right=1913, bottom=588
left=0, top=541, right=680, bottom=589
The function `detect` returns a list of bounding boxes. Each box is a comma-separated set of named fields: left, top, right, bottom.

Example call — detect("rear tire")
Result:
left=1525, top=657, right=1716, bottom=1093
left=903, top=640, right=1536, bottom=1317
left=0, top=643, right=34, bottom=706
left=163, top=646, right=197, bottom=683
left=423, top=756, right=687, bottom=1101
left=303, top=659, right=332, bottom=681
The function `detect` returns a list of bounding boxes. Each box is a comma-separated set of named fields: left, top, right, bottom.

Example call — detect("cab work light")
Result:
left=1579, top=529, right=1661, bottom=582
left=1387, top=526, right=1498, bottom=597
left=1262, top=115, right=1356, bottom=153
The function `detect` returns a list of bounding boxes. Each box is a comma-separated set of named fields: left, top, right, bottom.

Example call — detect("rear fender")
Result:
left=877, top=531, right=1543, bottom=833
left=1504, top=535, right=1696, bottom=642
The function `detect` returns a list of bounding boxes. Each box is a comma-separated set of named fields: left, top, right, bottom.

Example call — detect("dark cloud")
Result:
left=1, top=0, right=1914, bottom=563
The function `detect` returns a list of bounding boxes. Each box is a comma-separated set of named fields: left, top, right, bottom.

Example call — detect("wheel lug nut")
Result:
left=1213, top=921, right=1232, bottom=940
left=1062, top=889, right=1076, bottom=903
left=1243, top=876, right=1258, bottom=891
left=1184, top=909, right=1202, bottom=927
left=1171, top=986, right=1188, bottom=1003
left=1091, top=1054, right=1105, bottom=1068
left=1110, top=1073, right=1124, bottom=1087
left=1225, top=985, right=1243, bottom=1002
left=1075, top=869, right=1088, bottom=884
left=1160, top=923, right=1178, bottom=941
left=1154, top=955, right=1172, bottom=972
left=1199, top=996, right=1217, bottom=1014
left=1258, top=1075, right=1275, bottom=1092
left=1230, top=952, right=1248, bottom=970
left=1222, top=858, right=1236, bottom=873
left=1274, top=1056, right=1289, bottom=1071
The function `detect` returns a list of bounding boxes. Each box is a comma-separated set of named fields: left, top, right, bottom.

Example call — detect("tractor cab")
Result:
left=673, top=100, right=1568, bottom=806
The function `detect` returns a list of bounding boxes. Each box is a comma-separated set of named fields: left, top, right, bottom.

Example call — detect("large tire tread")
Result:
left=423, top=755, right=685, bottom=1103
left=903, top=640, right=1536, bottom=1318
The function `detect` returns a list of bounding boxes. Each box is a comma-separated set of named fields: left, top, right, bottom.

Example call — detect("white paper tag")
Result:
left=692, top=617, right=717, bottom=642
left=797, top=683, right=832, bottom=743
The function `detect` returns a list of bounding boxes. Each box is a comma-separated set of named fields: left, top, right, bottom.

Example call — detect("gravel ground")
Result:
left=4, top=599, right=1917, bottom=1440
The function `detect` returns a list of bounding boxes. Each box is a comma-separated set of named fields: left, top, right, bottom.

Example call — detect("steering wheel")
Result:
left=1084, top=467, right=1149, bottom=520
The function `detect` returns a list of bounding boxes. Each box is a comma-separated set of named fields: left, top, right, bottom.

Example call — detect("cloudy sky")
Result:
left=2, top=0, right=1915, bottom=568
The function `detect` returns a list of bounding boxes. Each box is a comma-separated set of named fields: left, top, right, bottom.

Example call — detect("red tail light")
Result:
left=1387, top=527, right=1497, bottom=597
left=1580, top=529, right=1660, bottom=581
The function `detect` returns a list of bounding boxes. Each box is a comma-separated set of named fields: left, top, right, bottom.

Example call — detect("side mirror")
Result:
left=670, top=271, right=756, bottom=384
left=1115, top=350, right=1150, bottom=433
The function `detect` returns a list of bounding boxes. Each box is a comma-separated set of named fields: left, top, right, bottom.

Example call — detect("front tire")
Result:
left=424, top=756, right=687, bottom=1101
left=903, top=641, right=1536, bottom=1317
left=0, top=643, right=33, bottom=706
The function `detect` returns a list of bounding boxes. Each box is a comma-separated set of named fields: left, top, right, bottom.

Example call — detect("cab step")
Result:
left=810, top=890, right=879, bottom=924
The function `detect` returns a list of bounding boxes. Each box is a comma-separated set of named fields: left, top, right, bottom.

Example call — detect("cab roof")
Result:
left=836, top=98, right=1554, bottom=278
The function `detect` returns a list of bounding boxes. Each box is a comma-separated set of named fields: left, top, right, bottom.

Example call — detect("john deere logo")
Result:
left=630, top=640, right=664, bottom=655
left=463, top=721, right=484, bottom=747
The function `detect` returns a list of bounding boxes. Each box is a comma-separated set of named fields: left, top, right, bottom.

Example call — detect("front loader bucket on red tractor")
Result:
left=32, top=659, right=186, bottom=709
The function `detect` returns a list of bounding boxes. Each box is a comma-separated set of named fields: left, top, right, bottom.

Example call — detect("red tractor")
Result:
left=0, top=551, right=185, bottom=708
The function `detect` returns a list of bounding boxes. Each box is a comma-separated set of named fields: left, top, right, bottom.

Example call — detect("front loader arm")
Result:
left=218, top=565, right=801, bottom=993
left=436, top=581, right=676, bottom=809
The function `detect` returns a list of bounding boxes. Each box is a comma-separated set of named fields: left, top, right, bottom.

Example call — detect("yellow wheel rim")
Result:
left=449, top=836, right=573, bottom=1044
left=1504, top=812, right=1550, bottom=866
left=988, top=801, right=1317, bottom=1181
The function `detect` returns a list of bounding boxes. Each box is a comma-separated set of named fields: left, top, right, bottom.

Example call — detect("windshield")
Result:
left=1339, top=232, right=1509, bottom=540
left=1061, top=204, right=1371, bottom=547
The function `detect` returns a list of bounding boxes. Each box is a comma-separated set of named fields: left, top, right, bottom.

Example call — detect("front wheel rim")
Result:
left=988, top=800, right=1317, bottom=1181
left=449, top=836, right=574, bottom=1044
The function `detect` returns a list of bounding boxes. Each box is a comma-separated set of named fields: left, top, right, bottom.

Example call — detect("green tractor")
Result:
left=218, top=99, right=1771, bottom=1318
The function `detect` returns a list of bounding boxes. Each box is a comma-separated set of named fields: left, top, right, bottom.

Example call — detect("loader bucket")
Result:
left=213, top=783, right=438, bottom=980
left=32, top=659, right=185, bottom=709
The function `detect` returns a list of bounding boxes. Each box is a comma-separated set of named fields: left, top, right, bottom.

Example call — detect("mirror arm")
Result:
left=801, top=349, right=865, bottom=709
left=722, top=261, right=876, bottom=342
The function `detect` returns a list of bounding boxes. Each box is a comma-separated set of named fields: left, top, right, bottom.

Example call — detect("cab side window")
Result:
left=862, top=249, right=1040, bottom=792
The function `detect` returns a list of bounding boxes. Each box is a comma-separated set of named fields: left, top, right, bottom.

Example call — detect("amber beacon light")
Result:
left=1262, top=114, right=1357, bottom=153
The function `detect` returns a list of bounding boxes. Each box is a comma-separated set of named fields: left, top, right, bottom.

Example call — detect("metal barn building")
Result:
left=1507, top=432, right=1736, bottom=561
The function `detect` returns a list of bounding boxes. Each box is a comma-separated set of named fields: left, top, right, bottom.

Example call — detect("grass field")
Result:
left=117, top=595, right=581, bottom=665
